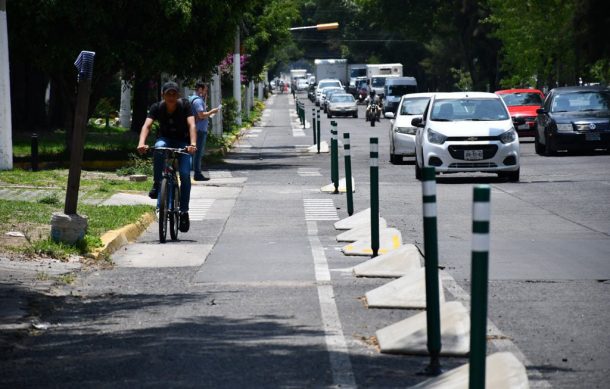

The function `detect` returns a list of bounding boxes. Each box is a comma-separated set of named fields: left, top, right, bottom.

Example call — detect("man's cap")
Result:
left=162, top=81, right=179, bottom=94
left=195, top=80, right=206, bottom=89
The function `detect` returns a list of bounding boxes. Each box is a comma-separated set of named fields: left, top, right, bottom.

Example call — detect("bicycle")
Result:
left=149, top=146, right=190, bottom=243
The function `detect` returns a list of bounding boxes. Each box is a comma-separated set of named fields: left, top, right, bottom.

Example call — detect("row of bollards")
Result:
left=304, top=112, right=522, bottom=387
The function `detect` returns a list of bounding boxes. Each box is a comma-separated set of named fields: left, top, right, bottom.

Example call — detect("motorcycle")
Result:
left=366, top=102, right=381, bottom=127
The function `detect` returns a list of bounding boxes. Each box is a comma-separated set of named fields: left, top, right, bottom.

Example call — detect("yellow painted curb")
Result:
left=88, top=212, right=155, bottom=260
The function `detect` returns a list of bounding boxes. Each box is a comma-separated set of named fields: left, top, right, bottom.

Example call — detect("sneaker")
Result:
left=148, top=183, right=158, bottom=199
left=193, top=173, right=209, bottom=181
left=179, top=212, right=190, bottom=232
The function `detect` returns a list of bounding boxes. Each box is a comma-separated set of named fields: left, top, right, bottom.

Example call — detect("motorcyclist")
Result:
left=366, top=89, right=381, bottom=120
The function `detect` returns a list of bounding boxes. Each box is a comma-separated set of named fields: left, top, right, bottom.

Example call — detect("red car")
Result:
left=495, top=89, right=545, bottom=136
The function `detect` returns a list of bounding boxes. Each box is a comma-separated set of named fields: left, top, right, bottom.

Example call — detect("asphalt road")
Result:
left=2, top=93, right=608, bottom=388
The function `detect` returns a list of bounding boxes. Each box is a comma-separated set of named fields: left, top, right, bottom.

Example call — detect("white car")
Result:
left=387, top=92, right=435, bottom=164
left=414, top=92, right=520, bottom=181
left=296, top=78, right=309, bottom=91
left=315, top=79, right=343, bottom=106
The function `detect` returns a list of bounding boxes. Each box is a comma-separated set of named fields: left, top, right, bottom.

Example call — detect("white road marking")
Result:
left=298, top=168, right=322, bottom=177
left=189, top=199, right=214, bottom=221
left=208, top=170, right=233, bottom=179
left=307, top=220, right=356, bottom=388
left=304, top=198, right=339, bottom=221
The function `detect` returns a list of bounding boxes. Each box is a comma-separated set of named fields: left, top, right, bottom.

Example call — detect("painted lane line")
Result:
left=189, top=199, right=215, bottom=221
left=304, top=198, right=339, bottom=221
left=307, top=220, right=356, bottom=388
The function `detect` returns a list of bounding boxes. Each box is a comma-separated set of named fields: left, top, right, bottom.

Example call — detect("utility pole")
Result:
left=0, top=0, right=13, bottom=170
left=233, top=26, right=242, bottom=126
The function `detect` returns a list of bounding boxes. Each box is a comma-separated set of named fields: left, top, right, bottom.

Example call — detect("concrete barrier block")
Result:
left=410, top=352, right=529, bottom=388
left=365, top=268, right=445, bottom=309
left=308, top=141, right=329, bottom=153
left=376, top=301, right=470, bottom=356
left=353, top=244, right=422, bottom=277
left=342, top=228, right=402, bottom=256
left=334, top=208, right=371, bottom=230
left=321, top=177, right=356, bottom=193
left=336, top=219, right=388, bottom=242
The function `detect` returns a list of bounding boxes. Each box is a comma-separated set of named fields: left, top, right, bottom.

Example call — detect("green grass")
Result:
left=12, top=123, right=143, bottom=161
left=0, top=199, right=153, bottom=260
left=0, top=169, right=152, bottom=193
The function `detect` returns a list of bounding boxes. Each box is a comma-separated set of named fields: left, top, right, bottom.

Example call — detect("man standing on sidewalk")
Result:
left=190, top=81, right=220, bottom=181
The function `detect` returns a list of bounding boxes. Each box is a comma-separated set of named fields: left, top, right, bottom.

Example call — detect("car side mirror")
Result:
left=384, top=112, right=395, bottom=119
left=513, top=116, right=526, bottom=125
left=536, top=108, right=546, bottom=114
left=411, top=117, right=424, bottom=128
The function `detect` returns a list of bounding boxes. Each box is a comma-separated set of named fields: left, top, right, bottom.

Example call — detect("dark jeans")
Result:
left=153, top=137, right=191, bottom=212
left=192, top=130, right=207, bottom=175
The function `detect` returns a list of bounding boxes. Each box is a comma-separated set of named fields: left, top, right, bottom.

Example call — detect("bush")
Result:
left=116, top=153, right=153, bottom=176
left=222, top=97, right=238, bottom=133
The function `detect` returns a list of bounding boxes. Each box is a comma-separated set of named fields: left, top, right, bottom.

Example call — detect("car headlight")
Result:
left=395, top=126, right=417, bottom=135
left=500, top=128, right=517, bottom=144
left=427, top=129, right=447, bottom=145
left=556, top=123, right=573, bottom=132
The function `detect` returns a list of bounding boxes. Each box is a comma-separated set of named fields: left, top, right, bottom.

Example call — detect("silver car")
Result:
left=327, top=94, right=358, bottom=118
left=387, top=93, right=435, bottom=164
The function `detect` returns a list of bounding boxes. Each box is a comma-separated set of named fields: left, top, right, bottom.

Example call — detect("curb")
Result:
left=88, top=212, right=155, bottom=260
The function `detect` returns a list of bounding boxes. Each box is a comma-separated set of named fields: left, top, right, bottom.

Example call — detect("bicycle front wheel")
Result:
left=158, top=178, right=169, bottom=243
left=169, top=181, right=179, bottom=240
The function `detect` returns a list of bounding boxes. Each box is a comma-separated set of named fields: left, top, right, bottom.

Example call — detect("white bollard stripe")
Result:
left=422, top=180, right=436, bottom=196
left=370, top=144, right=378, bottom=153
left=370, top=159, right=378, bottom=167
left=344, top=149, right=351, bottom=156
left=423, top=202, right=437, bottom=217
left=473, top=202, right=491, bottom=222
left=472, top=233, right=490, bottom=252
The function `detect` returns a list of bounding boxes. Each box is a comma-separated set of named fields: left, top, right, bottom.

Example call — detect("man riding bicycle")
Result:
left=137, top=81, right=197, bottom=233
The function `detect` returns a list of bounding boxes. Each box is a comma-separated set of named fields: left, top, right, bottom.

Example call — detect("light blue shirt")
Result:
left=189, top=95, right=208, bottom=133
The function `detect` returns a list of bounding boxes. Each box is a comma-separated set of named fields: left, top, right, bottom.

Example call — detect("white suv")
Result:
left=414, top=92, right=520, bottom=181
left=315, top=79, right=343, bottom=106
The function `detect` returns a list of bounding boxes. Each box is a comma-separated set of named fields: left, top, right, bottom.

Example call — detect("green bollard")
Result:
left=343, top=133, right=354, bottom=216
left=370, top=137, right=379, bottom=257
left=421, top=166, right=442, bottom=376
left=312, top=108, right=317, bottom=145
left=330, top=121, right=339, bottom=194
left=469, top=185, right=491, bottom=389
left=316, top=109, right=321, bottom=154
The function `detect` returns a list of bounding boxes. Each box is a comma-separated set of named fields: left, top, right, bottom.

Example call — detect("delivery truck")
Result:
left=314, top=59, right=348, bottom=86
left=366, top=63, right=403, bottom=97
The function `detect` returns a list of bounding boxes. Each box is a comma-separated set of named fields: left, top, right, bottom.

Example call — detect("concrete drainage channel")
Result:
left=298, top=111, right=547, bottom=387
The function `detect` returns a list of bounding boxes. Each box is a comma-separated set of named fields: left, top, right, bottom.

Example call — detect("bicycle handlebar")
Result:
left=147, top=146, right=191, bottom=155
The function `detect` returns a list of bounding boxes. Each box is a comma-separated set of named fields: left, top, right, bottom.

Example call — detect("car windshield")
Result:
left=551, top=91, right=610, bottom=113
left=388, top=84, right=417, bottom=96
left=400, top=97, right=430, bottom=115
left=371, top=77, right=386, bottom=87
left=357, top=80, right=368, bottom=89
left=500, top=92, right=543, bottom=106
left=431, top=98, right=509, bottom=121
left=331, top=95, right=354, bottom=103
left=324, top=88, right=342, bottom=96
left=319, top=81, right=341, bottom=89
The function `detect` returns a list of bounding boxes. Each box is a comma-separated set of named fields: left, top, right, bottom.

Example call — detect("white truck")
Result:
left=347, top=64, right=367, bottom=96
left=290, top=69, right=307, bottom=91
left=366, top=63, right=403, bottom=97
left=314, top=59, right=347, bottom=86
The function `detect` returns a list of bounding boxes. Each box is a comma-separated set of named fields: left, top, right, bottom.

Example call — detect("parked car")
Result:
left=414, top=92, right=520, bottom=181
left=315, top=79, right=343, bottom=106
left=386, top=93, right=434, bottom=164
left=327, top=94, right=358, bottom=118
left=322, top=87, right=344, bottom=112
left=495, top=88, right=545, bottom=137
left=535, top=85, right=610, bottom=155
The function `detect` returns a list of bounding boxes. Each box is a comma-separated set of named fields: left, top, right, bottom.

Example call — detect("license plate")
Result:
left=464, top=150, right=484, bottom=160
left=518, top=123, right=530, bottom=130
left=586, top=133, right=600, bottom=141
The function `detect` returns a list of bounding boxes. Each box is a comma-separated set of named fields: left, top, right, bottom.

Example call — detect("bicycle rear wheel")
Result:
left=158, top=178, right=168, bottom=243
left=169, top=181, right=179, bottom=240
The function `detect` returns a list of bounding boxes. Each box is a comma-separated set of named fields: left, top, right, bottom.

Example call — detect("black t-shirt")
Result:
left=147, top=99, right=193, bottom=141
